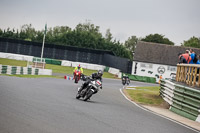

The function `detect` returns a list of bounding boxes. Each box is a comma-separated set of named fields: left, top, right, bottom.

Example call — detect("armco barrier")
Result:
left=0, top=52, right=33, bottom=62
left=70, top=61, right=105, bottom=71
left=128, top=74, right=156, bottom=83
left=160, top=79, right=200, bottom=122
left=160, top=80, right=175, bottom=105
left=108, top=67, right=120, bottom=75
left=0, top=64, right=52, bottom=75
left=61, top=60, right=72, bottom=67
left=33, top=57, right=62, bottom=65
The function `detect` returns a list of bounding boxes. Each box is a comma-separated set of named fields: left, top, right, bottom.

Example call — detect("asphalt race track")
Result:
left=0, top=76, right=198, bottom=133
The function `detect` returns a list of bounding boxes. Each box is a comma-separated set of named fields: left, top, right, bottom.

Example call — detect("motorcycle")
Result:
left=76, top=77, right=102, bottom=101
left=122, top=76, right=130, bottom=85
left=74, top=69, right=82, bottom=83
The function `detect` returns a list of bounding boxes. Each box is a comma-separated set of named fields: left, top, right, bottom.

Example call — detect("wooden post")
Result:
left=186, top=66, right=191, bottom=85
left=189, top=67, right=194, bottom=86
left=181, top=66, right=185, bottom=82
left=198, top=67, right=200, bottom=87
left=184, top=66, right=187, bottom=82
left=176, top=65, right=180, bottom=82
left=193, top=67, right=197, bottom=87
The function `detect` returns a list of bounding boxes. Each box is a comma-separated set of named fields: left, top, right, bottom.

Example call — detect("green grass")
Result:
left=125, top=86, right=165, bottom=106
left=0, top=58, right=117, bottom=79
left=0, top=58, right=27, bottom=67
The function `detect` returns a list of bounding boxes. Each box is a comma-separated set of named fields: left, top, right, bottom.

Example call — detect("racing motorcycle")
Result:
left=74, top=69, right=82, bottom=83
left=76, top=77, right=102, bottom=101
left=122, top=76, right=130, bottom=85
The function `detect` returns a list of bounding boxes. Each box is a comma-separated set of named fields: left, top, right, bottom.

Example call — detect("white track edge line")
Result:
left=119, top=89, right=200, bottom=133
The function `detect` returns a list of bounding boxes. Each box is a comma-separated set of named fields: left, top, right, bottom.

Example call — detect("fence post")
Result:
left=176, top=65, right=180, bottom=82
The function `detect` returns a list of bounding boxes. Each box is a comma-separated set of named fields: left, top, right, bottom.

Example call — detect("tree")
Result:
left=124, top=36, right=138, bottom=52
left=105, top=29, right=113, bottom=42
left=0, top=22, right=133, bottom=60
left=35, top=31, right=43, bottom=42
left=0, top=28, right=3, bottom=37
left=75, top=21, right=100, bottom=35
left=182, top=36, right=200, bottom=48
left=141, top=33, right=174, bottom=45
left=19, top=24, right=36, bottom=41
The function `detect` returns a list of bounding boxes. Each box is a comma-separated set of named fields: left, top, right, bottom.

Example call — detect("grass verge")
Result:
left=123, top=86, right=167, bottom=108
left=0, top=58, right=117, bottom=79
left=0, top=58, right=27, bottom=67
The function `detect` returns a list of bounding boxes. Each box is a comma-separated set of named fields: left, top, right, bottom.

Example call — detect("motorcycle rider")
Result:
left=73, top=64, right=83, bottom=79
left=122, top=73, right=130, bottom=84
left=78, top=70, right=103, bottom=94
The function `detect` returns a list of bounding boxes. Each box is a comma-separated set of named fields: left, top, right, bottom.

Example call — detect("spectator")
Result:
left=197, top=55, right=200, bottom=64
left=158, top=75, right=163, bottom=84
left=189, top=49, right=197, bottom=64
left=178, top=50, right=191, bottom=64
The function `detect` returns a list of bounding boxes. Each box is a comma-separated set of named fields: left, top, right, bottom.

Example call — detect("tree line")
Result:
left=0, top=22, right=199, bottom=60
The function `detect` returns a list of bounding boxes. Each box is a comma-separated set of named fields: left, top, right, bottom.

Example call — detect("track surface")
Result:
left=0, top=76, right=198, bottom=133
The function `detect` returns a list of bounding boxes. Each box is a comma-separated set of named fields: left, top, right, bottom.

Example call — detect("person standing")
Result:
left=189, top=49, right=197, bottom=64
left=178, top=50, right=191, bottom=64
left=158, top=75, right=163, bottom=84
left=197, top=55, right=200, bottom=64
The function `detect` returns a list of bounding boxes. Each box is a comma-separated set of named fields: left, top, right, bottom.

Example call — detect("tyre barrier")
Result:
left=0, top=64, right=52, bottom=75
left=64, top=75, right=73, bottom=80
left=160, top=79, right=200, bottom=122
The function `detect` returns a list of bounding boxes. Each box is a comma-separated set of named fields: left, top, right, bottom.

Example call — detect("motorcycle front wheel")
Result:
left=76, top=93, right=81, bottom=99
left=83, top=90, right=93, bottom=101
left=75, top=76, right=79, bottom=83
left=122, top=81, right=126, bottom=85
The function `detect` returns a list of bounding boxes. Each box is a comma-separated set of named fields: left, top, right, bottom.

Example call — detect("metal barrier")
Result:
left=0, top=64, right=52, bottom=75
left=160, top=79, right=200, bottom=122
left=160, top=80, right=175, bottom=105
left=176, top=64, right=200, bottom=87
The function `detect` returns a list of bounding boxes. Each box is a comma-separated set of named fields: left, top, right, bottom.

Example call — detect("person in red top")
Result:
left=179, top=50, right=191, bottom=64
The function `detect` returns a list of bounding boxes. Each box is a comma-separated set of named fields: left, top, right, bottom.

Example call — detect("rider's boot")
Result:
left=78, top=84, right=85, bottom=93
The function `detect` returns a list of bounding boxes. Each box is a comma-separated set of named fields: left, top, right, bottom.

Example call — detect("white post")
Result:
left=41, top=23, right=47, bottom=63
left=41, top=34, right=45, bottom=61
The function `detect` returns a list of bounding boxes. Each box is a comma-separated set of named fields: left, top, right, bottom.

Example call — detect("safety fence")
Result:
left=0, top=37, right=132, bottom=73
left=176, top=64, right=200, bottom=87
left=0, top=64, right=52, bottom=75
left=160, top=79, right=200, bottom=122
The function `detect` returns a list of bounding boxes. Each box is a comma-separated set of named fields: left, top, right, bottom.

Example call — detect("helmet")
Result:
left=78, top=64, right=81, bottom=69
left=97, top=70, right=103, bottom=77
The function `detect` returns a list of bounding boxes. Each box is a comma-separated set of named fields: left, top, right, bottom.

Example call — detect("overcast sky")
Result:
left=0, top=0, right=199, bottom=45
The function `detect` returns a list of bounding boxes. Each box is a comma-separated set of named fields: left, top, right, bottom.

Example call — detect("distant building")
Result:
left=132, top=41, right=200, bottom=82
